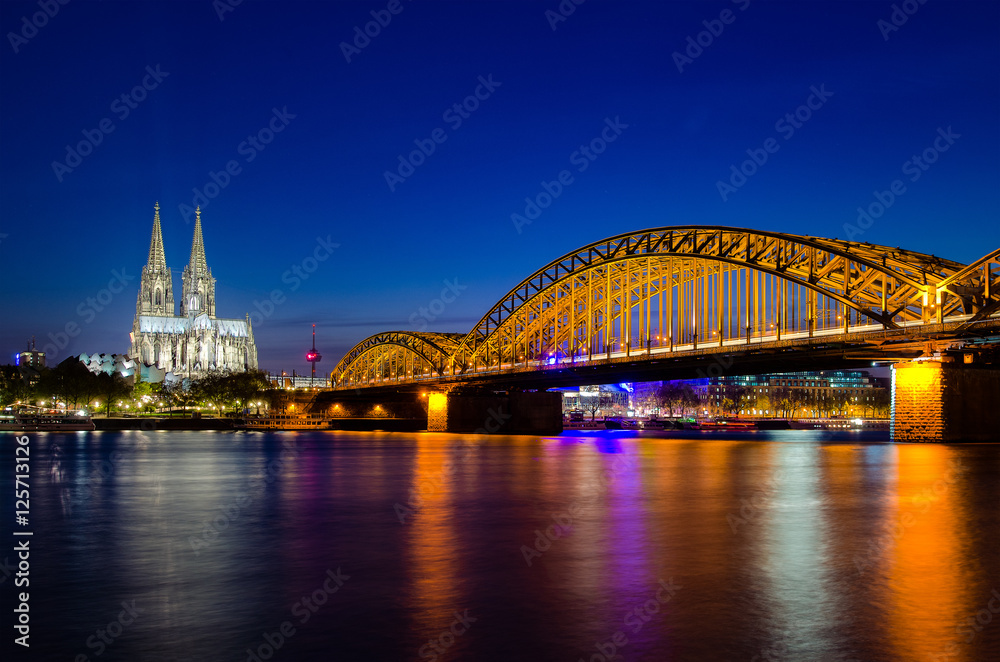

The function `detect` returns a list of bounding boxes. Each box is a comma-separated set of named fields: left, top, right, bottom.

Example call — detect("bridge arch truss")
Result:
left=332, top=227, right=998, bottom=388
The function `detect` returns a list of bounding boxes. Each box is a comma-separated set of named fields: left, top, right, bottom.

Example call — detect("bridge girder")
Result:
left=331, top=226, right=999, bottom=389
left=333, top=331, right=464, bottom=387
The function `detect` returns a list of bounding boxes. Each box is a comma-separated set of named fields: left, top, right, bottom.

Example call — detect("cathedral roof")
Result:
left=137, top=313, right=250, bottom=337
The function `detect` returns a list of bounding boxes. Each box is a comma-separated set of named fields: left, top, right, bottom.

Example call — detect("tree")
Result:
left=95, top=372, right=132, bottom=417
left=658, top=382, right=690, bottom=417
left=720, top=396, right=738, bottom=417
left=165, top=379, right=196, bottom=414
left=584, top=391, right=602, bottom=420
left=0, top=365, right=31, bottom=408
left=131, top=377, right=155, bottom=413
left=872, top=388, right=891, bottom=418
left=227, top=370, right=270, bottom=414
left=791, top=388, right=813, bottom=417
left=830, top=391, right=851, bottom=417
left=191, top=371, right=234, bottom=415
left=771, top=387, right=793, bottom=418
left=33, top=358, right=102, bottom=410
left=681, top=384, right=700, bottom=417
left=732, top=386, right=752, bottom=417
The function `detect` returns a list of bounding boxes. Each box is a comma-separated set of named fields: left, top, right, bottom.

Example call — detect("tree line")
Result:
left=0, top=358, right=273, bottom=417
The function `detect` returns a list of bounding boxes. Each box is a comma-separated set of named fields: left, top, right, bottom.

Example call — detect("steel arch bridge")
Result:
left=332, top=226, right=1000, bottom=390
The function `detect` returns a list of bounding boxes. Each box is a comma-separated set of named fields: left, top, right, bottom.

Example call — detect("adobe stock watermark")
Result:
left=545, top=0, right=586, bottom=31
left=877, top=0, right=928, bottom=42
left=179, top=107, right=296, bottom=222
left=245, top=568, right=350, bottom=662
left=727, top=468, right=785, bottom=534
left=41, top=268, right=134, bottom=363
left=49, top=432, right=153, bottom=515
left=418, top=610, right=476, bottom=661
left=51, top=65, right=170, bottom=182
left=340, top=0, right=413, bottom=63
left=695, top=353, right=735, bottom=380
left=213, top=0, right=243, bottom=22
left=7, top=0, right=70, bottom=54
left=384, top=75, right=502, bottom=192
left=581, top=578, right=681, bottom=662
left=408, top=278, right=467, bottom=331
left=188, top=439, right=301, bottom=556
left=520, top=453, right=637, bottom=566
left=395, top=408, right=511, bottom=524
left=511, top=116, right=628, bottom=234
left=933, top=587, right=1000, bottom=661
left=715, top=84, right=833, bottom=201
left=73, top=600, right=144, bottom=660
left=842, top=126, right=959, bottom=241
left=672, top=0, right=751, bottom=73
left=249, top=235, right=339, bottom=327
left=854, top=458, right=964, bottom=576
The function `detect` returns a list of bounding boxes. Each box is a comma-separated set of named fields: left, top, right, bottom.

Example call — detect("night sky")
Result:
left=1, top=0, right=998, bottom=374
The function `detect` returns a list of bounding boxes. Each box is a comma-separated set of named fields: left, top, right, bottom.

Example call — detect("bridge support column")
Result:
left=891, top=361, right=1000, bottom=442
left=427, top=391, right=563, bottom=435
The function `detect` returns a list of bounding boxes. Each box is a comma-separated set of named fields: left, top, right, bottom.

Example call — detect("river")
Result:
left=2, top=430, right=999, bottom=661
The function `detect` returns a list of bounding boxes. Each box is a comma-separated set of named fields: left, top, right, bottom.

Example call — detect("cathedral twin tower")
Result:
left=130, top=202, right=257, bottom=378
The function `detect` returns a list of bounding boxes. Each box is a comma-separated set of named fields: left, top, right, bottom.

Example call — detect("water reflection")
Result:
left=406, top=434, right=460, bottom=643
left=886, top=446, right=971, bottom=661
left=5, top=431, right=998, bottom=661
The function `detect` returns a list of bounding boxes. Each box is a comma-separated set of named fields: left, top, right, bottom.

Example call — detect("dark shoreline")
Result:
left=91, top=417, right=426, bottom=432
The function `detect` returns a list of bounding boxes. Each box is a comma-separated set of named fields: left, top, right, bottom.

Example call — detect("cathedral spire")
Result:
left=188, top=206, right=209, bottom=275
left=180, top=206, right=216, bottom=317
left=146, top=201, right=168, bottom=272
left=136, top=201, right=175, bottom=317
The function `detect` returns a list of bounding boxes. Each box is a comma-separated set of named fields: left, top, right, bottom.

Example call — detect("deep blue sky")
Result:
left=1, top=0, right=998, bottom=374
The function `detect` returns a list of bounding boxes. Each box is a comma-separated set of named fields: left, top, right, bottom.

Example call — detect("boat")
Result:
left=0, top=411, right=95, bottom=432
left=699, top=419, right=756, bottom=431
left=603, top=416, right=623, bottom=429
left=236, top=414, right=330, bottom=430
left=641, top=417, right=667, bottom=429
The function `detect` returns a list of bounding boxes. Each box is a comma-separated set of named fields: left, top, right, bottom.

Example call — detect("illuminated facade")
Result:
left=705, top=371, right=890, bottom=417
left=16, top=337, right=45, bottom=370
left=129, top=203, right=257, bottom=378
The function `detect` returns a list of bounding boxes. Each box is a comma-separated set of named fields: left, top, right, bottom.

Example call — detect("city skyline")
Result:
left=1, top=1, right=998, bottom=373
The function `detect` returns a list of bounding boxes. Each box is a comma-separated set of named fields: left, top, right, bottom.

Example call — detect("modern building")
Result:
left=559, top=383, right=632, bottom=415
left=705, top=370, right=889, bottom=417
left=16, top=337, right=45, bottom=370
left=129, top=203, right=257, bottom=379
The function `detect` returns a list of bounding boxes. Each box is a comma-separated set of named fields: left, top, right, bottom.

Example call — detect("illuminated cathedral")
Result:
left=129, top=203, right=257, bottom=378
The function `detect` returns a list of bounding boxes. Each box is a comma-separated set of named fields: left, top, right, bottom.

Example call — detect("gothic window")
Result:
left=154, top=342, right=161, bottom=365
left=189, top=295, right=198, bottom=311
left=142, top=343, right=151, bottom=364
left=155, top=289, right=162, bottom=306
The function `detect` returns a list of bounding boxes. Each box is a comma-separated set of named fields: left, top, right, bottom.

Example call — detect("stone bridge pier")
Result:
left=426, top=390, right=563, bottom=435
left=891, top=359, right=1000, bottom=442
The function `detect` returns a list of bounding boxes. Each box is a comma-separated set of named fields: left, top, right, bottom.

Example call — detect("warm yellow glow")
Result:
left=895, top=361, right=939, bottom=390
left=428, top=393, right=447, bottom=419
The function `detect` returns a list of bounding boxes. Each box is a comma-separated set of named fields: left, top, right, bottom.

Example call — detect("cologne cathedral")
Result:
left=129, top=203, right=257, bottom=378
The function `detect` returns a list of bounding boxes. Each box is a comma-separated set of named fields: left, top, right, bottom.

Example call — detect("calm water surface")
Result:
left=2, top=430, right=999, bottom=661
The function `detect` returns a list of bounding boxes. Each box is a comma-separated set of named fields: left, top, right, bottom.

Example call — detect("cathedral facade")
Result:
left=130, top=203, right=258, bottom=378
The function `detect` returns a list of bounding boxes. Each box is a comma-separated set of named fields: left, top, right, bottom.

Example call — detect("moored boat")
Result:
left=236, top=414, right=330, bottom=430
left=0, top=412, right=95, bottom=432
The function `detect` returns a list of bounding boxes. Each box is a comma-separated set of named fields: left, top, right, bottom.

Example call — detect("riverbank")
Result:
left=93, top=417, right=427, bottom=431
